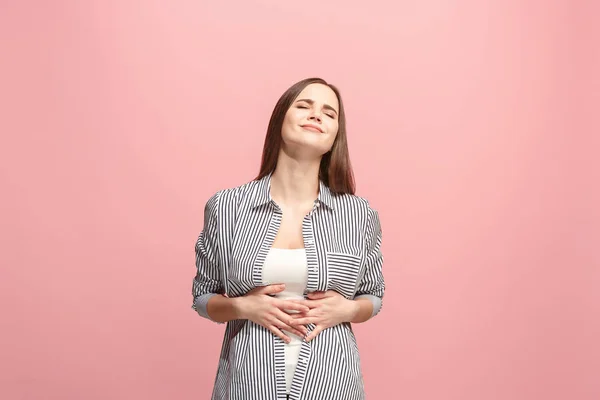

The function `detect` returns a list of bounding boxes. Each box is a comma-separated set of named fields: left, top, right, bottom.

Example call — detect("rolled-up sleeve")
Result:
left=355, top=207, right=385, bottom=318
left=191, top=191, right=224, bottom=323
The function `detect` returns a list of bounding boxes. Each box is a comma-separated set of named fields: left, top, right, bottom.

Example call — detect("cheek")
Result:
left=285, top=109, right=303, bottom=124
left=327, top=122, right=339, bottom=140
left=281, top=114, right=296, bottom=137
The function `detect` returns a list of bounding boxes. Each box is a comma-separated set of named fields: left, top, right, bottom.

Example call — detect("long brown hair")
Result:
left=255, top=77, right=355, bottom=195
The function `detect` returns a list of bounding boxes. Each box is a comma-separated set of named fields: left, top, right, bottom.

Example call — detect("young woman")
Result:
left=192, top=77, right=385, bottom=400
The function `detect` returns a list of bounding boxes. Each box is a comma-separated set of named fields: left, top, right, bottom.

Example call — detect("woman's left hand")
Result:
left=289, top=290, right=358, bottom=342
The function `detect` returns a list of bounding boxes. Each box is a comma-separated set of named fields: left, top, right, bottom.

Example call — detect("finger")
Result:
left=273, top=310, right=308, bottom=335
left=290, top=316, right=319, bottom=326
left=279, top=300, right=310, bottom=313
left=275, top=321, right=306, bottom=338
left=283, top=325, right=307, bottom=338
left=268, top=324, right=291, bottom=343
left=305, top=325, right=324, bottom=342
left=288, top=308, right=317, bottom=319
left=308, top=290, right=342, bottom=300
left=289, top=312, right=309, bottom=319
left=255, top=284, right=286, bottom=295
left=295, top=299, right=321, bottom=309
left=276, top=322, right=305, bottom=339
left=269, top=313, right=306, bottom=337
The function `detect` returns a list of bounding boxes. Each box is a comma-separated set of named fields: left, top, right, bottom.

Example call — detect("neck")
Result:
left=270, top=152, right=321, bottom=207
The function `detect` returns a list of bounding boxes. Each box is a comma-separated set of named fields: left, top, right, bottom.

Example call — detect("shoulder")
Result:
left=332, top=192, right=379, bottom=217
left=203, top=178, right=263, bottom=210
left=332, top=192, right=382, bottom=238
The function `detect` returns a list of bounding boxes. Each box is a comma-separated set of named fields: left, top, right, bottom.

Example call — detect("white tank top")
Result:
left=261, top=247, right=308, bottom=394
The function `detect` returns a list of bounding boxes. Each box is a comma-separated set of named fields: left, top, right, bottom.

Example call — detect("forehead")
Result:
left=295, top=84, right=339, bottom=111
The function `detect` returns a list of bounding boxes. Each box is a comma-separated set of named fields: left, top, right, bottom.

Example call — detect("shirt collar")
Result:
left=251, top=172, right=334, bottom=210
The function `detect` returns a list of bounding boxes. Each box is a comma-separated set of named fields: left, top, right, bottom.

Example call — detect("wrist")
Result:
left=348, top=299, right=361, bottom=322
left=231, top=296, right=245, bottom=320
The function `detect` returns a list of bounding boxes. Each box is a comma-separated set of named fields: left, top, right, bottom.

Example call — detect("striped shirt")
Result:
left=192, top=173, right=385, bottom=400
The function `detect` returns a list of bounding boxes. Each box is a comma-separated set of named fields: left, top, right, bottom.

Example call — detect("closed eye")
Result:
left=295, top=100, right=338, bottom=119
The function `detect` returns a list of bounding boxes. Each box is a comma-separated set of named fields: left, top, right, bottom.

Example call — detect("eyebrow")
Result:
left=295, top=98, right=338, bottom=115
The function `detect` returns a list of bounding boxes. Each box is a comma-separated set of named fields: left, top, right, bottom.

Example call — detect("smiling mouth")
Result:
left=301, top=125, right=323, bottom=133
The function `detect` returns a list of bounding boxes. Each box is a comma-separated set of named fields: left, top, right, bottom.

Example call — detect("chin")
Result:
left=282, top=137, right=330, bottom=157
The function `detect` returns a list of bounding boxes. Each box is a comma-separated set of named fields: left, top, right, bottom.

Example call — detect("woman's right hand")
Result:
left=235, top=284, right=309, bottom=343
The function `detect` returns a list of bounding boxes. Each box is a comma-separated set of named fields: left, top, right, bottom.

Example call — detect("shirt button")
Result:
left=299, top=357, right=308, bottom=364
left=310, top=267, right=317, bottom=272
left=306, top=239, right=314, bottom=245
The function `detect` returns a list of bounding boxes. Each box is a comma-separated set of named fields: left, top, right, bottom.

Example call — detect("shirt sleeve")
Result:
left=355, top=207, right=385, bottom=318
left=191, top=191, right=224, bottom=324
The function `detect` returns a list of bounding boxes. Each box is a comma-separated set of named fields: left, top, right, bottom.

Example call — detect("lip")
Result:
left=301, top=124, right=324, bottom=133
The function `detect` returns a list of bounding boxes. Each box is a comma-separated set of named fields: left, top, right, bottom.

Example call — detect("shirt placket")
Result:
left=304, top=201, right=320, bottom=293
left=287, top=201, right=321, bottom=400
left=252, top=203, right=287, bottom=398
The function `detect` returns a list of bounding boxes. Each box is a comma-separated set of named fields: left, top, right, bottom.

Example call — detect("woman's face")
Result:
left=280, top=83, right=340, bottom=157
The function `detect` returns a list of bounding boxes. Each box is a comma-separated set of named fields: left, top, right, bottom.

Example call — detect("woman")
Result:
left=192, top=77, right=385, bottom=400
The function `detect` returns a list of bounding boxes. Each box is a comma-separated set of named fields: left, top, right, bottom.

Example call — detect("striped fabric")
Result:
left=192, top=173, right=385, bottom=400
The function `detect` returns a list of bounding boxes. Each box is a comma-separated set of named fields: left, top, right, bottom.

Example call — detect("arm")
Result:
left=191, top=194, right=309, bottom=336
left=204, top=295, right=243, bottom=323
left=191, top=191, right=227, bottom=324
left=353, top=206, right=385, bottom=322
left=349, top=297, right=376, bottom=323
left=291, top=207, right=385, bottom=340
left=207, top=285, right=309, bottom=341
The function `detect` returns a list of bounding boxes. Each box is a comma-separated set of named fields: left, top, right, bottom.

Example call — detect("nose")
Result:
left=308, top=111, right=322, bottom=123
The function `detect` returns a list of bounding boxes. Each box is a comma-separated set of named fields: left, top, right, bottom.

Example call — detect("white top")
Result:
left=261, top=247, right=308, bottom=394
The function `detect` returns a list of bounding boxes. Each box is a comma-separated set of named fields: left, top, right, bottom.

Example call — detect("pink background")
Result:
left=1, top=1, right=598, bottom=399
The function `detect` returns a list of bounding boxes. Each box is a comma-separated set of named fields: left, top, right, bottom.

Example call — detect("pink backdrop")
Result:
left=1, top=1, right=598, bottom=399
